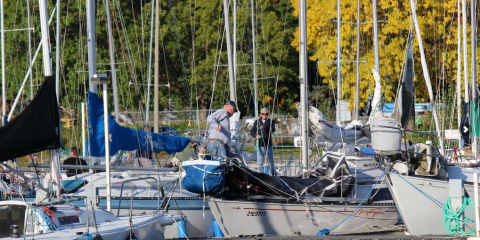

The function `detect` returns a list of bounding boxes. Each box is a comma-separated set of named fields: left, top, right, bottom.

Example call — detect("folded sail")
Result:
left=368, top=68, right=383, bottom=123
left=393, top=37, right=415, bottom=128
left=87, top=92, right=191, bottom=157
left=0, top=76, right=62, bottom=161
left=298, top=103, right=367, bottom=144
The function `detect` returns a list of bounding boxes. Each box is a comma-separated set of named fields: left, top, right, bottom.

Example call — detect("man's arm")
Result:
left=271, top=119, right=276, bottom=133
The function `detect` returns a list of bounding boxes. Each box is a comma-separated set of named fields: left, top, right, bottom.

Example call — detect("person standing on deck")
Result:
left=250, top=108, right=276, bottom=175
left=206, top=101, right=237, bottom=158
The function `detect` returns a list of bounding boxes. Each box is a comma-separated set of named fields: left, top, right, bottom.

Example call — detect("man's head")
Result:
left=261, top=108, right=269, bottom=120
left=224, top=101, right=237, bottom=116
left=70, top=147, right=79, bottom=157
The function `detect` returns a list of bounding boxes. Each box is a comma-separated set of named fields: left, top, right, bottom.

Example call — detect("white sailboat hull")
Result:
left=65, top=171, right=215, bottom=238
left=208, top=198, right=398, bottom=237
left=0, top=200, right=177, bottom=240
left=21, top=215, right=167, bottom=240
left=386, top=173, right=475, bottom=235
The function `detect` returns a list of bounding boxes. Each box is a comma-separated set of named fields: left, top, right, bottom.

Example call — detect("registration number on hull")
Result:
left=247, top=211, right=266, bottom=217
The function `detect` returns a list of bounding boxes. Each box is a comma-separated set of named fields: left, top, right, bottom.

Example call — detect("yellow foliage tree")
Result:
left=291, top=0, right=466, bottom=109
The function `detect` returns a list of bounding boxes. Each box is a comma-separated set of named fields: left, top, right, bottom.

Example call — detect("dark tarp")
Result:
left=461, top=102, right=471, bottom=146
left=87, top=92, right=191, bottom=157
left=0, top=76, right=62, bottom=161
left=222, top=156, right=354, bottom=199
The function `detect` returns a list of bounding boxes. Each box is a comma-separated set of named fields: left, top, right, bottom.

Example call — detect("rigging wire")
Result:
left=108, top=0, right=141, bottom=101
left=204, top=5, right=228, bottom=135
left=190, top=0, right=199, bottom=128
left=166, top=0, right=193, bottom=109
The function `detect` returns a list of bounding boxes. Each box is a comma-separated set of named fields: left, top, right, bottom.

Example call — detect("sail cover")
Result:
left=87, top=92, right=191, bottom=156
left=0, top=76, right=62, bottom=161
left=298, top=103, right=367, bottom=144
left=393, top=37, right=414, bottom=128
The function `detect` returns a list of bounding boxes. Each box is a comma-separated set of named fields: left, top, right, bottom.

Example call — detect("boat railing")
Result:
left=30, top=163, right=179, bottom=172
left=116, top=177, right=161, bottom=217
left=160, top=179, right=180, bottom=212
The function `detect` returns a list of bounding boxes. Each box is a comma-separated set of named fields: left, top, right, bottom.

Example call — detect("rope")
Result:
left=83, top=232, right=95, bottom=240
left=442, top=197, right=476, bottom=236
left=317, top=172, right=385, bottom=236
left=393, top=172, right=444, bottom=206
left=39, top=207, right=57, bottom=223
left=35, top=207, right=58, bottom=231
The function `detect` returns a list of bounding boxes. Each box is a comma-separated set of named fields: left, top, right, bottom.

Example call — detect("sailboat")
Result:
left=375, top=0, right=480, bottom=236
left=181, top=0, right=399, bottom=237
left=44, top=0, right=221, bottom=238
left=0, top=77, right=183, bottom=240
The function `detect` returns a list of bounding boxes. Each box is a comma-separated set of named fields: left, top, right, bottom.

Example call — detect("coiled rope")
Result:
left=442, top=197, right=476, bottom=236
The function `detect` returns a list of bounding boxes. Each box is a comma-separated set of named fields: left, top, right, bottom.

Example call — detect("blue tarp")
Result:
left=360, top=147, right=376, bottom=156
left=182, top=160, right=225, bottom=194
left=61, top=179, right=87, bottom=193
left=87, top=92, right=191, bottom=157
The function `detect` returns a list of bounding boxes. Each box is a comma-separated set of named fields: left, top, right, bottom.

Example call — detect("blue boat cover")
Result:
left=61, top=179, right=88, bottom=193
left=87, top=92, right=191, bottom=156
left=360, top=147, right=376, bottom=156
left=181, top=160, right=225, bottom=194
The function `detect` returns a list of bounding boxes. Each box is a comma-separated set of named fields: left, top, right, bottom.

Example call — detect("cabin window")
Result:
left=58, top=216, right=80, bottom=225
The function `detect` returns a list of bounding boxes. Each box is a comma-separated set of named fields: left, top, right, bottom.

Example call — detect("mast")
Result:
left=299, top=0, right=309, bottom=172
left=409, top=0, right=444, bottom=153
left=27, top=0, right=33, bottom=100
left=471, top=0, right=477, bottom=157
left=55, top=0, right=60, bottom=104
left=463, top=0, right=468, bottom=104
left=82, top=102, right=86, bottom=156
left=251, top=0, right=258, bottom=124
left=223, top=0, right=236, bottom=103
left=87, top=0, right=97, bottom=94
left=457, top=0, right=462, bottom=146
left=233, top=0, right=237, bottom=84
left=355, top=0, right=360, bottom=120
left=372, top=0, right=380, bottom=73
left=154, top=0, right=159, bottom=133
left=1, top=0, right=5, bottom=126
left=105, top=0, right=119, bottom=121
left=252, top=0, right=261, bottom=167
left=145, top=0, right=155, bottom=127
left=87, top=0, right=111, bottom=211
left=336, top=0, right=341, bottom=125
left=40, top=0, right=62, bottom=198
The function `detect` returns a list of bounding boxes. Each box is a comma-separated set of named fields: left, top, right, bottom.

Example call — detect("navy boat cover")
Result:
left=87, top=92, right=191, bottom=156
left=181, top=159, right=225, bottom=194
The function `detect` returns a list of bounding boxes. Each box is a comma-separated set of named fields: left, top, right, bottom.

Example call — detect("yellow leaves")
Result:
left=263, top=95, right=274, bottom=103
left=291, top=101, right=300, bottom=110
left=291, top=0, right=463, bottom=106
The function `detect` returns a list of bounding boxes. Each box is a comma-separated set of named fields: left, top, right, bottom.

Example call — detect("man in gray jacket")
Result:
left=206, top=101, right=237, bottom=158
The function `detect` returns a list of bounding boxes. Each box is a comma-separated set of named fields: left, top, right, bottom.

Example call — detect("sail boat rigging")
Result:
left=179, top=0, right=399, bottom=237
